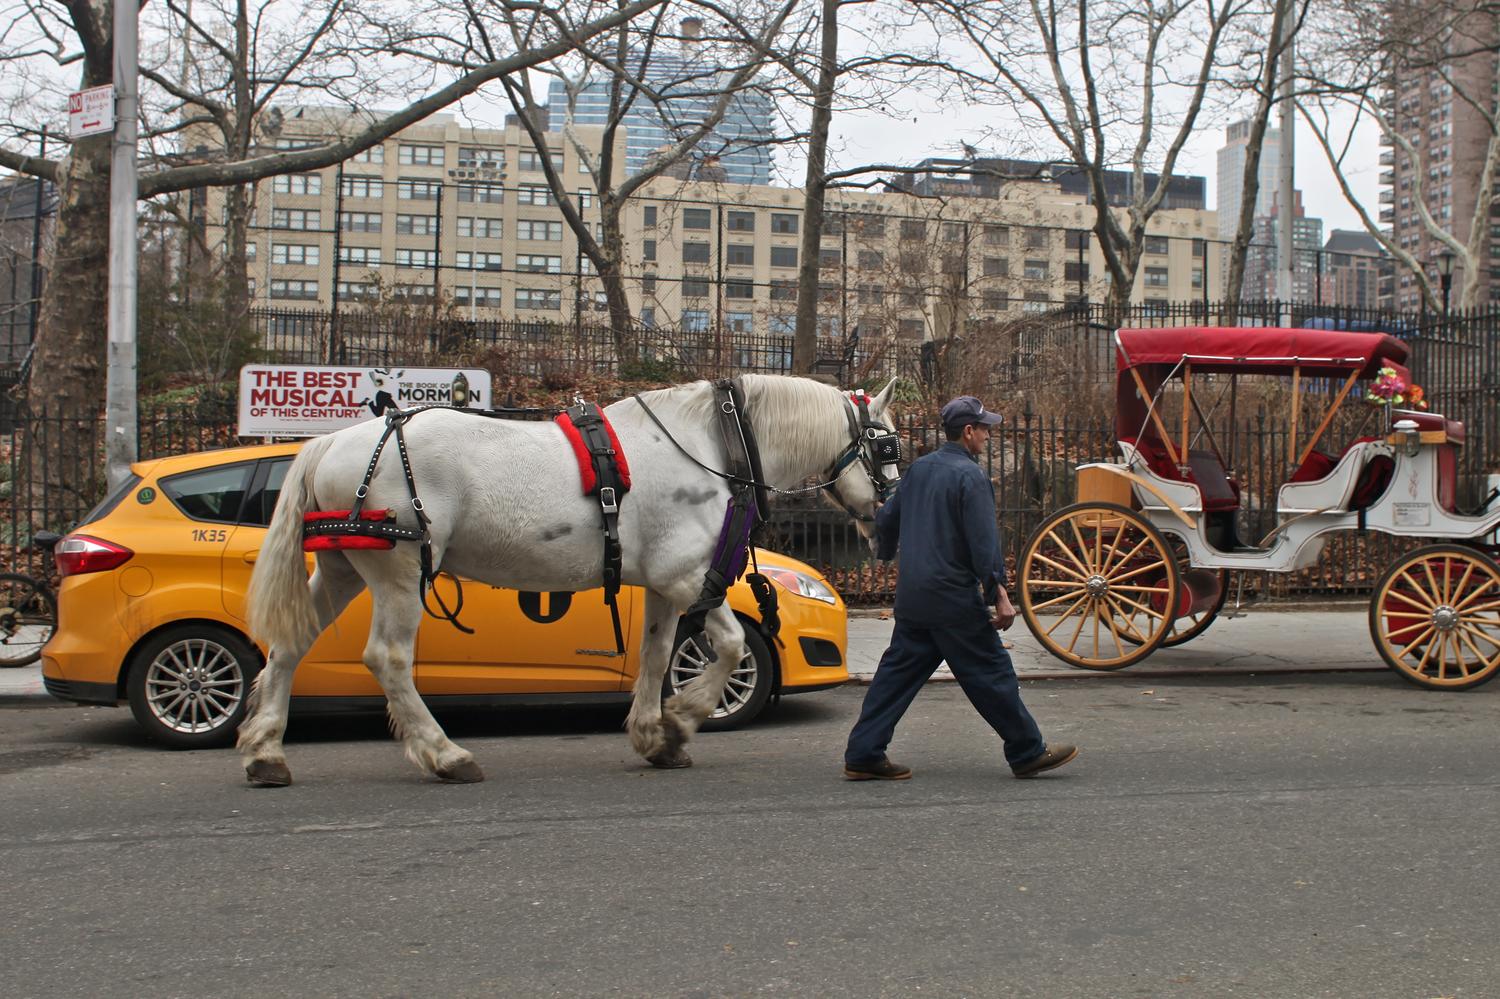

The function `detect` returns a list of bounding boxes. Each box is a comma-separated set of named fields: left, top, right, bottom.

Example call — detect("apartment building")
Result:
left=1379, top=15, right=1500, bottom=309
left=202, top=109, right=1221, bottom=339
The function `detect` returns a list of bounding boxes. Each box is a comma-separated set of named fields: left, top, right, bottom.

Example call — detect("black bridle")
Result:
left=820, top=390, right=902, bottom=523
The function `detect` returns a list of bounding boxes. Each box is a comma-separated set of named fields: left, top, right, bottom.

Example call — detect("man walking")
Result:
left=843, top=396, right=1077, bottom=781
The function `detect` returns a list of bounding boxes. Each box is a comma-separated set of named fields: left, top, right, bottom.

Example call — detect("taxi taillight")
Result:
left=54, top=535, right=134, bottom=577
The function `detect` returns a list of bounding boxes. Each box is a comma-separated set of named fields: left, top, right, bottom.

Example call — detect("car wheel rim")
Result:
left=145, top=638, right=247, bottom=735
left=669, top=638, right=756, bottom=720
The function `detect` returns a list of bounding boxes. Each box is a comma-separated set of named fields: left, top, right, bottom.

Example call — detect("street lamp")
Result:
left=1438, top=250, right=1455, bottom=316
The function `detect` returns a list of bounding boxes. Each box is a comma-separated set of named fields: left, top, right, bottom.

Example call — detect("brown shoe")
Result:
left=1012, top=744, right=1078, bottom=779
left=843, top=757, right=913, bottom=781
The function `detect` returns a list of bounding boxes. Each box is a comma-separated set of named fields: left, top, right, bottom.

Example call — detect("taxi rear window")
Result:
left=159, top=463, right=254, bottom=524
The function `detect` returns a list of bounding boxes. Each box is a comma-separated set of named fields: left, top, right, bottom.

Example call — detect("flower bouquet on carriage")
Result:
left=1365, top=366, right=1427, bottom=425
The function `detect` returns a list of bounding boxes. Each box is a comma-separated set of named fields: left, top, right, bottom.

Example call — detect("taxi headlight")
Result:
left=761, top=567, right=839, bottom=605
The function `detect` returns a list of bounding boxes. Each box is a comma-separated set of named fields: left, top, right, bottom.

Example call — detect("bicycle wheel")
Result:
left=0, top=573, right=57, bottom=667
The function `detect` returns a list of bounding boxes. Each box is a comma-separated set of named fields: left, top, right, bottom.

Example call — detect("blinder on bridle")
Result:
left=824, top=389, right=902, bottom=522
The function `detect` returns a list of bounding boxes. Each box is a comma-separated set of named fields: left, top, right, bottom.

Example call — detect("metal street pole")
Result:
left=105, top=0, right=139, bottom=490
left=1275, top=9, right=1296, bottom=319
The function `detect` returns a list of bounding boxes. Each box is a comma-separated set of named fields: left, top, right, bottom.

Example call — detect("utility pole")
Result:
left=1275, top=10, right=1296, bottom=317
left=105, top=0, right=140, bottom=490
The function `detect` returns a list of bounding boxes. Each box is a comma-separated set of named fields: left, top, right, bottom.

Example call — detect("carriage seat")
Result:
left=1119, top=438, right=1240, bottom=512
left=1279, top=438, right=1394, bottom=514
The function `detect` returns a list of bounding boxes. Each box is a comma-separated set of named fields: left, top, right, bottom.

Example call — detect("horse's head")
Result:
left=822, top=378, right=900, bottom=548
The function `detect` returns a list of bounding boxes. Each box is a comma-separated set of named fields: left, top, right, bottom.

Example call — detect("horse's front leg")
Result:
left=627, top=589, right=692, bottom=768
left=664, top=602, right=746, bottom=736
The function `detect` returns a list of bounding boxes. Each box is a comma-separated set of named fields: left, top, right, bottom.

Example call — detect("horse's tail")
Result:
left=248, top=434, right=336, bottom=653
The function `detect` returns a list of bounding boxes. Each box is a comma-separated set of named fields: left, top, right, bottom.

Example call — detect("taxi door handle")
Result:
left=243, top=550, right=259, bottom=564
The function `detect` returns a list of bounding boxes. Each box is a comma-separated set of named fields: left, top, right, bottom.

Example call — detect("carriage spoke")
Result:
left=1109, top=584, right=1174, bottom=594
left=1415, top=631, right=1440, bottom=674
left=1100, top=524, right=1128, bottom=576
left=1395, top=624, right=1436, bottom=662
left=1046, top=530, right=1093, bottom=579
left=1451, top=561, right=1476, bottom=604
left=1421, top=561, right=1443, bottom=607
left=1457, top=628, right=1494, bottom=672
left=1384, top=618, right=1430, bottom=642
left=1453, top=590, right=1500, bottom=614
left=1457, top=622, right=1500, bottom=649
left=1103, top=595, right=1148, bottom=644
left=1102, top=535, right=1152, bottom=577
left=1062, top=598, right=1094, bottom=654
left=1396, top=571, right=1439, bottom=609
left=1032, top=587, right=1090, bottom=613
left=1069, top=518, right=1098, bottom=573
left=1030, top=553, right=1088, bottom=582
left=1106, top=559, right=1170, bottom=587
left=1106, top=589, right=1166, bottom=622
left=1098, top=599, right=1127, bottom=658
left=1043, top=594, right=1092, bottom=637
left=1384, top=588, right=1437, bottom=614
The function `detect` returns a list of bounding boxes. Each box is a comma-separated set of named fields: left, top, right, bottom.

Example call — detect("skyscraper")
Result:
left=1215, top=119, right=1281, bottom=297
left=548, top=17, right=774, bottom=186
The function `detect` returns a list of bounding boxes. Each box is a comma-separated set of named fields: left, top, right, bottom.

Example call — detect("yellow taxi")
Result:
left=41, top=443, right=849, bottom=748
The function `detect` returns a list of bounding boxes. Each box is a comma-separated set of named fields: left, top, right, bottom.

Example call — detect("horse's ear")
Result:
left=870, top=377, right=898, bottom=415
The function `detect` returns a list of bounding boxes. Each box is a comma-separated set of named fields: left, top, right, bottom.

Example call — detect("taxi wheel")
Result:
left=666, top=621, right=775, bottom=731
left=127, top=625, right=262, bottom=749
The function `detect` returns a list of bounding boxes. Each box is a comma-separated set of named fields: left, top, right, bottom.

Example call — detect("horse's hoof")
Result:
left=436, top=760, right=485, bottom=783
left=245, top=760, right=292, bottom=787
left=647, top=749, right=693, bottom=769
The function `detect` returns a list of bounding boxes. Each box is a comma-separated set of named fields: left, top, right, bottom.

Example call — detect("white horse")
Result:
left=239, top=375, right=897, bottom=785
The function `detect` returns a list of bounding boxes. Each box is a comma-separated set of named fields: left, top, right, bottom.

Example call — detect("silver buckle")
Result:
left=599, top=487, right=619, bottom=513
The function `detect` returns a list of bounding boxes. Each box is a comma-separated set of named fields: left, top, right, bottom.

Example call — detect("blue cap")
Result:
left=940, top=396, right=1002, bottom=430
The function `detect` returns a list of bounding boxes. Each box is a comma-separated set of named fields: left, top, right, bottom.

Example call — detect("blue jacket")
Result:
left=876, top=442, right=1007, bottom=626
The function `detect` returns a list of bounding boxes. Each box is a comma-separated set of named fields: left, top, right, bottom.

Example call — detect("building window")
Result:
left=643, top=239, right=657, bottom=262
left=272, top=174, right=321, bottom=195
left=338, top=246, right=381, bottom=266
left=1191, top=267, right=1203, bottom=289
left=858, top=217, right=886, bottom=238
left=1144, top=235, right=1170, bottom=255
left=900, top=287, right=922, bottom=308
left=983, top=257, right=1008, bottom=277
left=1064, top=261, right=1089, bottom=283
left=726, top=311, right=753, bottom=333
left=682, top=309, right=710, bottom=331
left=394, top=284, right=435, bottom=304
left=395, top=249, right=438, bottom=269
left=576, top=189, right=594, bottom=208
left=770, top=245, right=798, bottom=268
left=396, top=214, right=438, bottom=236
left=640, top=307, right=657, bottom=327
left=824, top=213, right=846, bottom=236
left=682, top=242, right=711, bottom=264
left=983, top=290, right=1008, bottom=311
left=1023, top=259, right=1049, bottom=280
left=942, top=222, right=965, bottom=242
left=454, top=286, right=505, bottom=307
left=770, top=279, right=798, bottom=301
left=819, top=248, right=842, bottom=268
left=1022, top=293, right=1050, bottom=313
left=900, top=219, right=926, bottom=240
left=456, top=216, right=503, bottom=239
left=857, top=284, right=884, bottom=305
left=515, top=288, right=562, bottom=310
left=336, top=281, right=377, bottom=301
left=727, top=244, right=755, bottom=267
left=1144, top=266, right=1169, bottom=288
left=899, top=318, right=925, bottom=340
left=769, top=314, right=795, bottom=335
left=456, top=251, right=504, bottom=271
left=724, top=279, right=755, bottom=299
left=397, top=179, right=442, bottom=201
left=1192, top=238, right=1206, bottom=258
left=683, top=208, right=712, bottom=229
left=772, top=213, right=799, bottom=235
left=398, top=144, right=444, bottom=166
left=642, top=274, right=657, bottom=295
left=270, top=208, right=319, bottom=230
left=271, top=243, right=319, bottom=266
left=515, top=254, right=561, bottom=274
left=858, top=249, right=884, bottom=270
left=517, top=220, right=563, bottom=241
left=351, top=145, right=384, bottom=164
left=517, top=184, right=555, bottom=206
left=340, top=176, right=382, bottom=198
left=1024, top=227, right=1048, bottom=249
left=269, top=279, right=318, bottom=300
left=644, top=205, right=658, bottom=226
left=340, top=212, right=381, bottom=233
left=456, top=184, right=504, bottom=204
left=682, top=277, right=711, bottom=298
left=517, top=150, right=564, bottom=172
left=457, top=147, right=503, bottom=169
left=1065, top=230, right=1090, bottom=250
left=727, top=210, right=755, bottom=232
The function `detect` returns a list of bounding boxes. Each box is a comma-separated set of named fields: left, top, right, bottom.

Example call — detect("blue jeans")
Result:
left=845, top=616, right=1046, bottom=769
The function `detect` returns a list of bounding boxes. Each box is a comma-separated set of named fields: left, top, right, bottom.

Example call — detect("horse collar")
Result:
left=713, top=378, right=770, bottom=523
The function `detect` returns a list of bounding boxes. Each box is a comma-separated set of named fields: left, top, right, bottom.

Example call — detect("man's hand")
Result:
left=990, top=586, right=1016, bottom=631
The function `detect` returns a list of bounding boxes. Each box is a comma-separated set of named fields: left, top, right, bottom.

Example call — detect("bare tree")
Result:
left=1299, top=0, right=1499, bottom=310
left=0, top=0, right=667, bottom=416
left=913, top=0, right=1252, bottom=313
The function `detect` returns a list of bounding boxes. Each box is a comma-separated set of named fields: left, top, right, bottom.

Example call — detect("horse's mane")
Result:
left=629, top=375, right=850, bottom=486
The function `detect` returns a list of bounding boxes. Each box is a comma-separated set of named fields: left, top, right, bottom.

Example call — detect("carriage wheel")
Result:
left=1369, top=545, right=1500, bottom=691
left=1157, top=535, right=1229, bottom=648
left=1018, top=502, right=1179, bottom=670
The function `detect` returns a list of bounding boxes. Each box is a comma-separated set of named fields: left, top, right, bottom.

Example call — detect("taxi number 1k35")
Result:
left=191, top=528, right=229, bottom=542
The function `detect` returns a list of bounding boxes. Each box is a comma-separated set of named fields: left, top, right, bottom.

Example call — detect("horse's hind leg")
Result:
left=627, top=589, right=691, bottom=768
left=239, top=553, right=365, bottom=786
left=665, top=602, right=747, bottom=737
left=362, top=576, right=482, bottom=782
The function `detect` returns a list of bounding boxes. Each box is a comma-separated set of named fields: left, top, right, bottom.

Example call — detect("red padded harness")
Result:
left=302, top=509, right=400, bottom=551
left=556, top=409, right=632, bottom=494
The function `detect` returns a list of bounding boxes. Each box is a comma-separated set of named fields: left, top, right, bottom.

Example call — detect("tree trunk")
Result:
left=598, top=205, right=635, bottom=359
left=792, top=0, right=839, bottom=376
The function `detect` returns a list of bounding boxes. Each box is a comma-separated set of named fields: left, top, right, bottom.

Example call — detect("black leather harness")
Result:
left=561, top=400, right=631, bottom=653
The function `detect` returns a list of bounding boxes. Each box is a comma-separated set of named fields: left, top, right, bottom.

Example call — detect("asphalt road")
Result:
left=3, top=672, right=1498, bottom=999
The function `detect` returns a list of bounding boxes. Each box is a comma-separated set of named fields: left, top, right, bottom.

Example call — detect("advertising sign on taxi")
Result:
left=237, top=364, right=491, bottom=438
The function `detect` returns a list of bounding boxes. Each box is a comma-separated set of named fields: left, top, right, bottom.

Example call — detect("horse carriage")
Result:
left=1016, top=325, right=1500, bottom=690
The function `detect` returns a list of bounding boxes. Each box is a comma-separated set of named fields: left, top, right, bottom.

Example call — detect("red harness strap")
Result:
left=302, top=509, right=398, bottom=551
left=556, top=409, right=632, bottom=494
